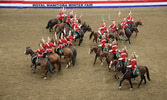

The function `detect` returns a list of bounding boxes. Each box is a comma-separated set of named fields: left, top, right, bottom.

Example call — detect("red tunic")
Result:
left=71, top=20, right=75, bottom=29
left=121, top=21, right=127, bottom=29
left=74, top=24, right=79, bottom=32
left=35, top=48, right=45, bottom=58
left=130, top=59, right=137, bottom=70
left=112, top=45, right=118, bottom=54
left=66, top=15, right=71, bottom=23
left=57, top=38, right=67, bottom=45
left=43, top=42, right=56, bottom=53
left=109, top=24, right=117, bottom=32
left=66, top=36, right=75, bottom=41
left=120, top=52, right=127, bottom=62
left=58, top=12, right=64, bottom=20
left=127, top=15, right=133, bottom=23
left=100, top=38, right=106, bottom=48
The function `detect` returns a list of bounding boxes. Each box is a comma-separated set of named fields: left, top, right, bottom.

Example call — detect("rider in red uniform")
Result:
left=109, top=20, right=117, bottom=33
left=100, top=35, right=107, bottom=51
left=111, top=40, right=118, bottom=59
left=98, top=21, right=108, bottom=38
left=127, top=11, right=134, bottom=28
left=66, top=12, right=71, bottom=28
left=43, top=37, right=56, bottom=57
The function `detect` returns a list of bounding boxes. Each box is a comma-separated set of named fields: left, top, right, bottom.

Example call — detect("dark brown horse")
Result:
left=132, top=19, right=144, bottom=37
left=24, top=47, right=61, bottom=79
left=100, top=51, right=114, bottom=71
left=81, top=22, right=92, bottom=33
left=116, top=63, right=151, bottom=90
left=46, top=18, right=59, bottom=32
left=89, top=46, right=103, bottom=65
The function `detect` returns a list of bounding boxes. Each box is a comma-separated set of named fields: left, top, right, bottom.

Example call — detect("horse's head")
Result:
left=24, top=47, right=32, bottom=55
left=89, top=46, right=97, bottom=54
left=135, top=20, right=144, bottom=26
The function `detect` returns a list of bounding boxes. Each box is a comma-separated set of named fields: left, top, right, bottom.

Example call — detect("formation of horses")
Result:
left=24, top=9, right=150, bottom=90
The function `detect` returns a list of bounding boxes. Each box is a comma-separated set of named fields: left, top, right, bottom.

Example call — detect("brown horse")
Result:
left=107, top=33, right=119, bottom=44
left=116, top=63, right=151, bottom=90
left=100, top=51, right=114, bottom=71
left=24, top=47, right=61, bottom=79
left=46, top=18, right=59, bottom=32
left=89, top=31, right=100, bottom=43
left=57, top=47, right=73, bottom=68
left=132, top=19, right=144, bottom=37
left=55, top=23, right=67, bottom=39
left=89, top=45, right=103, bottom=65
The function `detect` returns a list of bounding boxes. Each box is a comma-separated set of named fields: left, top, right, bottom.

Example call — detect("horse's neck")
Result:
left=29, top=49, right=35, bottom=57
left=135, top=22, right=139, bottom=27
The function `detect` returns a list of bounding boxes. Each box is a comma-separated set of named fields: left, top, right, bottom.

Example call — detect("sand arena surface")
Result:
left=0, top=7, right=167, bottom=100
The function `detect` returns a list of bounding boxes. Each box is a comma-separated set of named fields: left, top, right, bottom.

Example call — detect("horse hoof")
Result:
left=130, top=88, right=133, bottom=91
left=101, top=63, right=103, bottom=66
left=119, top=86, right=121, bottom=89
left=43, top=77, right=47, bottom=80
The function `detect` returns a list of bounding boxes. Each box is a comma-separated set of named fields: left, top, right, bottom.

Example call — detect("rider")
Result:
left=43, top=37, right=56, bottom=58
left=66, top=12, right=72, bottom=28
left=34, top=43, right=46, bottom=65
left=128, top=52, right=140, bottom=76
left=127, top=11, right=134, bottom=28
left=73, top=20, right=80, bottom=39
left=58, top=8, right=66, bottom=23
left=121, top=17, right=128, bottom=32
left=98, top=21, right=108, bottom=39
left=109, top=20, right=117, bottom=33
left=119, top=47, right=128, bottom=67
left=111, top=40, right=118, bottom=59
left=100, top=35, right=107, bottom=51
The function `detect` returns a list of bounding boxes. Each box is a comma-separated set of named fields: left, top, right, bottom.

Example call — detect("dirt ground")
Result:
left=0, top=7, right=167, bottom=100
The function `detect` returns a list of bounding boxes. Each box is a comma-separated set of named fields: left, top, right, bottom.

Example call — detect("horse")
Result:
left=131, top=19, right=144, bottom=37
left=89, top=31, right=99, bottom=43
left=56, top=47, right=74, bottom=68
left=89, top=45, right=103, bottom=65
left=55, top=23, right=67, bottom=39
left=81, top=22, right=92, bottom=33
left=116, top=63, right=151, bottom=90
left=73, top=28, right=85, bottom=46
left=46, top=18, right=59, bottom=32
left=24, top=47, right=60, bottom=79
left=67, top=45, right=77, bottom=66
left=107, top=32, right=120, bottom=44
left=100, top=51, right=114, bottom=71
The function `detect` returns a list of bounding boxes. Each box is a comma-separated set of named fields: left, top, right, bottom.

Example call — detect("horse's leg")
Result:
left=65, top=57, right=70, bottom=68
left=138, top=75, right=144, bottom=88
left=57, top=62, right=61, bottom=72
left=93, top=54, right=97, bottom=65
left=119, top=78, right=125, bottom=89
left=51, top=63, right=55, bottom=72
left=128, top=79, right=133, bottom=90
left=143, top=76, right=146, bottom=84
left=43, top=70, right=48, bottom=80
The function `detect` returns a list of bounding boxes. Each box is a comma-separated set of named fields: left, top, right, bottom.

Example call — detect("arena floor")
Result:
left=0, top=7, right=167, bottom=100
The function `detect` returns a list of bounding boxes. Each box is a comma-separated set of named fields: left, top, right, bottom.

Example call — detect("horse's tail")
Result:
left=46, top=60, right=54, bottom=74
left=89, top=31, right=94, bottom=40
left=144, top=66, right=151, bottom=81
left=72, top=49, right=77, bottom=66
left=46, top=20, right=51, bottom=29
